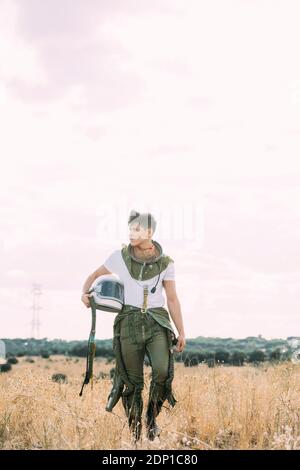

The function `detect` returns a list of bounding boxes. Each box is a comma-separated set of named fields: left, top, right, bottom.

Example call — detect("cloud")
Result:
left=15, top=0, right=173, bottom=42
left=5, top=0, right=176, bottom=110
left=1, top=0, right=300, bottom=339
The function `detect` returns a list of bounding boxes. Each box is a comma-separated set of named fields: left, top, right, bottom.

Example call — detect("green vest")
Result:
left=120, top=240, right=174, bottom=281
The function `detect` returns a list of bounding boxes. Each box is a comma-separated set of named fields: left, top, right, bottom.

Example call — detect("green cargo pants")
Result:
left=119, top=310, right=171, bottom=432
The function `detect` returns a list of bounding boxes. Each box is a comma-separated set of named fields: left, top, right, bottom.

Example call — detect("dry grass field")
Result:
left=1, top=356, right=300, bottom=450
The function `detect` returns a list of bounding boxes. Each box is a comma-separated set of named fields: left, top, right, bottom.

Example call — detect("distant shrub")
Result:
left=269, top=348, right=282, bottom=363
left=248, top=350, right=266, bottom=364
left=230, top=350, right=246, bottom=366
left=7, top=357, right=18, bottom=365
left=51, top=373, right=68, bottom=384
left=206, top=358, right=216, bottom=368
left=215, top=349, right=230, bottom=364
left=0, top=363, right=12, bottom=373
left=184, top=355, right=200, bottom=367
left=98, top=371, right=109, bottom=379
left=41, top=352, right=50, bottom=359
left=69, top=345, right=87, bottom=357
left=25, top=357, right=35, bottom=363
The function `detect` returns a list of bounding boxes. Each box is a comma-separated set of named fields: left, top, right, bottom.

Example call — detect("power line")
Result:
left=31, top=283, right=42, bottom=339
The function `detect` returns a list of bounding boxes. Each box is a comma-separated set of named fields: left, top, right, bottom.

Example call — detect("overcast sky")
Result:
left=1, top=0, right=300, bottom=341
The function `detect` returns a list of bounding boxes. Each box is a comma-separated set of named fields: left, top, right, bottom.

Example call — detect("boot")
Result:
left=145, top=398, right=163, bottom=441
left=122, top=386, right=143, bottom=442
left=129, top=416, right=142, bottom=442
left=145, top=415, right=161, bottom=441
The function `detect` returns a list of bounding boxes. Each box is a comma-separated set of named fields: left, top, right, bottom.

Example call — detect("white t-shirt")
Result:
left=103, top=249, right=175, bottom=309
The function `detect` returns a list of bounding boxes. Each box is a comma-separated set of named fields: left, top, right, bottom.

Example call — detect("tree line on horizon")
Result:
left=1, top=335, right=299, bottom=367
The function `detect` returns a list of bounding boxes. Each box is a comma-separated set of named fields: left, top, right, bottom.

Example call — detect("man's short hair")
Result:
left=128, top=209, right=157, bottom=233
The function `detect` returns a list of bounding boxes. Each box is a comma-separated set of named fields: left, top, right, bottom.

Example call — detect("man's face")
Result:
left=129, top=222, right=152, bottom=244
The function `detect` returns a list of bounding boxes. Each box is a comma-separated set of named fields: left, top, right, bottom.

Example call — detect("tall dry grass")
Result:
left=0, top=356, right=300, bottom=450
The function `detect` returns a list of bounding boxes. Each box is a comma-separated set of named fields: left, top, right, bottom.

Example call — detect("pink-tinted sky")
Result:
left=1, top=0, right=300, bottom=341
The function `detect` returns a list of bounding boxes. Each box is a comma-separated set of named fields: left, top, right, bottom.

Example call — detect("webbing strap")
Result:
left=79, top=296, right=97, bottom=397
left=141, top=286, right=149, bottom=313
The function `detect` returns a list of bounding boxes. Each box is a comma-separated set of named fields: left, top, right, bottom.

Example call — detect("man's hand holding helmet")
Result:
left=81, top=292, right=92, bottom=308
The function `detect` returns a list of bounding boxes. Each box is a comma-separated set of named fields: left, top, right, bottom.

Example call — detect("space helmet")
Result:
left=88, top=274, right=124, bottom=313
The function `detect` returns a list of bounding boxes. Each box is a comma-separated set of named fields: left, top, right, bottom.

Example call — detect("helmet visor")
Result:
left=95, top=280, right=124, bottom=302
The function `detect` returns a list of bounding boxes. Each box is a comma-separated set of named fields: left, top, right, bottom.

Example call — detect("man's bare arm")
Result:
left=163, top=279, right=186, bottom=352
left=82, top=265, right=112, bottom=294
left=163, top=279, right=185, bottom=335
